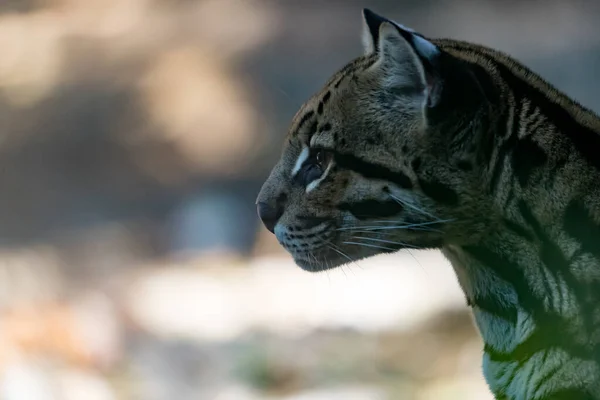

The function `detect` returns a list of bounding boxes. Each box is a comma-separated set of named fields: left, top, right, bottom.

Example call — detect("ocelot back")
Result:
left=255, top=8, right=600, bottom=399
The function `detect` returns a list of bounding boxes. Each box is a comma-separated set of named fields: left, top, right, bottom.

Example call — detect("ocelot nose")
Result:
left=256, top=201, right=283, bottom=233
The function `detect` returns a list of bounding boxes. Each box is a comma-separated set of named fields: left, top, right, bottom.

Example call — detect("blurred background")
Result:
left=0, top=0, right=599, bottom=399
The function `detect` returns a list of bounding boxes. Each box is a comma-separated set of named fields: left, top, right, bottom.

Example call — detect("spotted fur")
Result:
left=256, top=8, right=600, bottom=399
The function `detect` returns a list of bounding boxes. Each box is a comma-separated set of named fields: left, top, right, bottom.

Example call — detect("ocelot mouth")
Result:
left=292, top=256, right=324, bottom=272
left=292, top=250, right=342, bottom=272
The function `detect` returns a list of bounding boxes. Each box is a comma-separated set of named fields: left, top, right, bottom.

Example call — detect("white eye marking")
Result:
left=291, top=146, right=310, bottom=177
left=306, top=179, right=320, bottom=194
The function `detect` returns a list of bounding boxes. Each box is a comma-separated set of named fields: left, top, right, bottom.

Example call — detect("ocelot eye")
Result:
left=296, top=148, right=331, bottom=187
left=316, top=149, right=325, bottom=165
left=314, top=148, right=331, bottom=167
left=303, top=163, right=323, bottom=185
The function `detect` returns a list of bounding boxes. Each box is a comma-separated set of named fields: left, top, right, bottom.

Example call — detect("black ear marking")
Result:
left=362, top=8, right=423, bottom=55
left=362, top=8, right=389, bottom=52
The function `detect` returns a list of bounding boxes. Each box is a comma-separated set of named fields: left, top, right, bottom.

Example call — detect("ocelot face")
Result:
left=256, top=9, right=495, bottom=272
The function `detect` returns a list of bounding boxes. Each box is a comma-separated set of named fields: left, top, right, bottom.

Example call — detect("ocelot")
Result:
left=256, top=8, right=600, bottom=399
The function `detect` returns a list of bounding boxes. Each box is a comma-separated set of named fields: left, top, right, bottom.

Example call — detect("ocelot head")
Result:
left=256, top=9, right=501, bottom=272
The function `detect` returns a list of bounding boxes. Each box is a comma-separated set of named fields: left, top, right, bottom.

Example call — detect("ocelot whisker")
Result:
left=336, top=219, right=453, bottom=231
left=318, top=233, right=363, bottom=270
left=348, top=236, right=421, bottom=248
left=343, top=241, right=397, bottom=252
left=388, top=194, right=443, bottom=222
left=342, top=229, right=409, bottom=237
left=406, top=249, right=429, bottom=277
left=346, top=226, right=443, bottom=234
left=327, top=243, right=352, bottom=262
left=309, top=250, right=330, bottom=281
left=365, top=219, right=451, bottom=225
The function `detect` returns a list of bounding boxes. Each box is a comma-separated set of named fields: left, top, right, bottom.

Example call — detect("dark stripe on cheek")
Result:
left=333, top=152, right=413, bottom=189
left=418, top=179, right=459, bottom=205
left=339, top=199, right=403, bottom=220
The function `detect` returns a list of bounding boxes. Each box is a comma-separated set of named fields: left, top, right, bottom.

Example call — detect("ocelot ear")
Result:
left=361, top=8, right=442, bottom=108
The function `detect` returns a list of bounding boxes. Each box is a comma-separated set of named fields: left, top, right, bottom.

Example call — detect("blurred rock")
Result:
left=417, top=378, right=493, bottom=400
left=169, top=188, right=258, bottom=257
left=126, top=252, right=466, bottom=341
left=137, top=44, right=263, bottom=176
left=279, top=386, right=385, bottom=400
left=211, top=384, right=262, bottom=400
left=0, top=246, right=63, bottom=308
left=0, top=360, right=56, bottom=400
left=70, top=291, right=123, bottom=370
left=127, top=335, right=232, bottom=400
left=58, top=368, right=117, bottom=400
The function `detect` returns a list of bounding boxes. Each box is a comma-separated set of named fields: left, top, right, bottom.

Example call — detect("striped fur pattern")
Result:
left=255, top=9, right=600, bottom=398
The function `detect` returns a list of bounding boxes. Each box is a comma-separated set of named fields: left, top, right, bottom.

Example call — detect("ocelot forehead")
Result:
left=286, top=56, right=378, bottom=134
